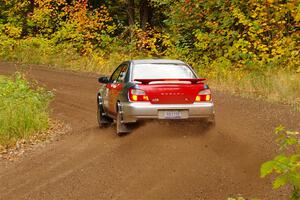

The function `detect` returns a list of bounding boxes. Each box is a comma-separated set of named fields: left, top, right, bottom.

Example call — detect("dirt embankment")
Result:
left=0, top=62, right=299, bottom=200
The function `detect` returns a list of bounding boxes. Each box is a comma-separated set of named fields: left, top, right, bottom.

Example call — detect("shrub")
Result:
left=261, top=126, right=300, bottom=200
left=0, top=73, right=53, bottom=149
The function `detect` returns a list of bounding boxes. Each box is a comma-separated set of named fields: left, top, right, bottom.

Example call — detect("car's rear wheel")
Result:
left=116, top=102, right=131, bottom=136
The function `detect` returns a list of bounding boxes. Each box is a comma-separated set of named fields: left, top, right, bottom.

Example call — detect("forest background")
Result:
left=0, top=0, right=299, bottom=105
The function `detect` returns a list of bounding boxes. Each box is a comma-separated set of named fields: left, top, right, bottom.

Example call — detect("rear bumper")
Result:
left=121, top=102, right=215, bottom=123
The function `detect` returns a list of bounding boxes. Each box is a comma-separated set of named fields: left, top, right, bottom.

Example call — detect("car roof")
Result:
left=130, top=59, right=185, bottom=65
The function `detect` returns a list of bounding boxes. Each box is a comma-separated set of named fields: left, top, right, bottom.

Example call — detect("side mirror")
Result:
left=98, top=76, right=109, bottom=84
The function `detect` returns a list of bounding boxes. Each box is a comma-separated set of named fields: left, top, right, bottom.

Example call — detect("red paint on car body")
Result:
left=134, top=79, right=206, bottom=104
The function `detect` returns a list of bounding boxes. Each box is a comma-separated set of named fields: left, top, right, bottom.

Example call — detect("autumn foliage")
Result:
left=154, top=0, right=300, bottom=72
left=1, top=0, right=299, bottom=69
left=0, top=0, right=299, bottom=104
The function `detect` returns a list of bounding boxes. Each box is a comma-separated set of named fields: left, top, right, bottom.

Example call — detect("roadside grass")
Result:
left=201, top=69, right=300, bottom=107
left=1, top=37, right=299, bottom=106
left=0, top=37, right=133, bottom=75
left=0, top=73, right=53, bottom=149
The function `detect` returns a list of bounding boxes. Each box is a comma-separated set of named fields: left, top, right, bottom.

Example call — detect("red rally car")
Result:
left=97, top=59, right=215, bottom=135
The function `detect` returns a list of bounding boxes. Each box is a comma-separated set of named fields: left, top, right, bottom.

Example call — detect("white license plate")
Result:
left=163, top=111, right=182, bottom=119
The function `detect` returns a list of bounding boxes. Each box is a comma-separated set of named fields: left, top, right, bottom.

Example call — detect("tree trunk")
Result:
left=140, top=0, right=152, bottom=30
left=29, top=0, right=34, bottom=13
left=66, top=0, right=73, bottom=5
left=128, top=0, right=135, bottom=26
left=21, top=0, right=35, bottom=36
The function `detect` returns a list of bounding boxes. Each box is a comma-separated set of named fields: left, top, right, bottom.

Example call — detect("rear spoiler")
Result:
left=134, top=78, right=206, bottom=84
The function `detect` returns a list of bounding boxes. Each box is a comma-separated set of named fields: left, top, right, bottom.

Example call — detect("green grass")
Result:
left=0, top=37, right=134, bottom=75
left=0, top=73, right=53, bottom=149
left=201, top=69, right=300, bottom=106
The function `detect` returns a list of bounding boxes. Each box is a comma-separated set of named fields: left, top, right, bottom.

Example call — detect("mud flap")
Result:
left=97, top=96, right=112, bottom=127
left=116, top=103, right=131, bottom=135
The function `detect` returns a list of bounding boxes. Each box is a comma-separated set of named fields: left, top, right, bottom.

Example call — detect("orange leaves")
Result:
left=129, top=26, right=170, bottom=56
left=64, top=3, right=115, bottom=55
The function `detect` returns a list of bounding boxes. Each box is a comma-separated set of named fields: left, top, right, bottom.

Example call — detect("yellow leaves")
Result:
left=194, top=31, right=210, bottom=51
left=271, top=47, right=283, bottom=56
left=232, top=7, right=251, bottom=27
left=293, top=4, right=300, bottom=22
left=3, top=24, right=22, bottom=39
left=15, top=0, right=116, bottom=56
left=81, top=41, right=93, bottom=56
left=204, top=21, right=219, bottom=29
left=251, top=12, right=257, bottom=19
left=266, top=0, right=275, bottom=4
left=277, top=20, right=286, bottom=25
left=257, top=44, right=269, bottom=52
left=130, top=27, right=167, bottom=56
left=177, top=1, right=300, bottom=72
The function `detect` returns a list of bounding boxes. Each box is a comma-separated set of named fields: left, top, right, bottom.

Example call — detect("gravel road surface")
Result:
left=0, top=63, right=299, bottom=200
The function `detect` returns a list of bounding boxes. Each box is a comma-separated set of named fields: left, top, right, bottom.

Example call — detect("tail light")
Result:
left=195, top=89, right=211, bottom=102
left=129, top=88, right=149, bottom=102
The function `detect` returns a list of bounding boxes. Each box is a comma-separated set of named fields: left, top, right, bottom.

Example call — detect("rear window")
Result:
left=132, top=64, right=196, bottom=80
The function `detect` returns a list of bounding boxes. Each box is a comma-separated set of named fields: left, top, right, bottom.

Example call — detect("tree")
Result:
left=140, top=0, right=152, bottom=30
left=127, top=0, right=135, bottom=26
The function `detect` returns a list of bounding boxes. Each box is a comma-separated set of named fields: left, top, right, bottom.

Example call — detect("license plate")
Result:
left=163, top=111, right=182, bottom=119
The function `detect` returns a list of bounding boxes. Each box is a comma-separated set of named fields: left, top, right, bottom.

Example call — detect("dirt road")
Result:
left=0, top=63, right=299, bottom=200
